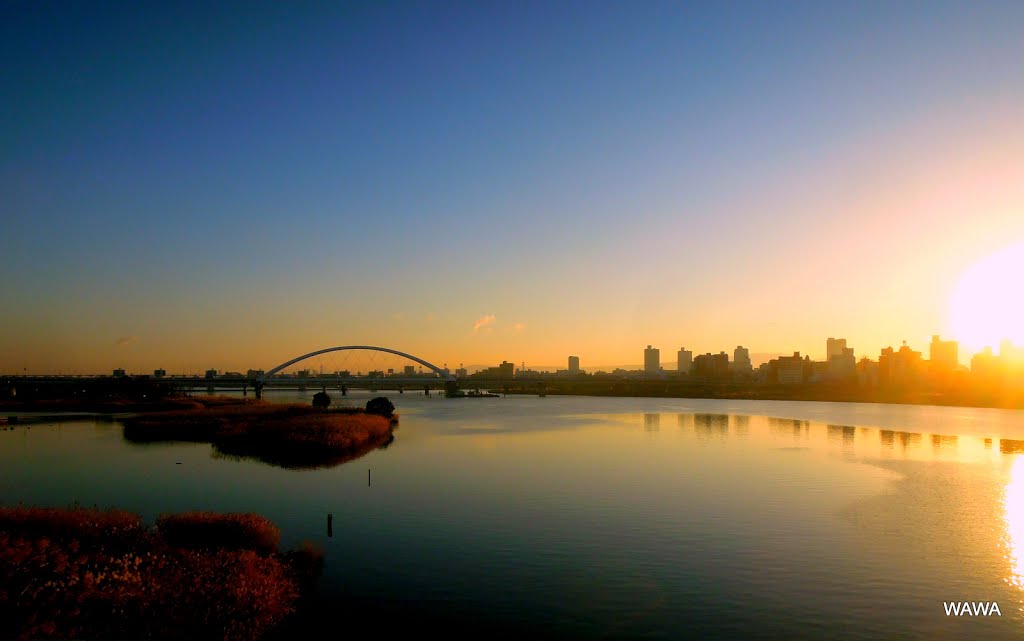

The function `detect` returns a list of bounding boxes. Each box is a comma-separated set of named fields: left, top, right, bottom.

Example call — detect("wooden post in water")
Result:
left=327, top=513, right=333, bottom=538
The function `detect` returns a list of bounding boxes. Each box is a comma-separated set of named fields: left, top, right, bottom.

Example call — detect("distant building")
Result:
left=826, top=338, right=856, bottom=378
left=693, top=352, right=730, bottom=378
left=971, top=347, right=1001, bottom=378
left=826, top=338, right=847, bottom=362
left=475, top=361, right=515, bottom=379
left=205, top=369, right=217, bottom=380
left=677, top=347, right=693, bottom=374
left=113, top=368, right=126, bottom=378
left=644, top=345, right=660, bottom=374
left=929, top=335, right=959, bottom=375
left=878, top=342, right=924, bottom=386
left=568, top=356, right=580, bottom=375
left=455, top=366, right=468, bottom=378
left=766, top=352, right=809, bottom=384
left=246, top=369, right=264, bottom=379
left=404, top=365, right=416, bottom=376
left=153, top=369, right=166, bottom=378
left=732, top=346, right=752, bottom=373
left=857, top=357, right=879, bottom=386
left=999, top=339, right=1024, bottom=368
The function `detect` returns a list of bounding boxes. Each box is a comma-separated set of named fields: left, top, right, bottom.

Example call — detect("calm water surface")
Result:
left=3, top=392, right=1024, bottom=640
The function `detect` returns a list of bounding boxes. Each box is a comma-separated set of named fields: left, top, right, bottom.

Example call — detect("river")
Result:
left=2, top=391, right=1023, bottom=640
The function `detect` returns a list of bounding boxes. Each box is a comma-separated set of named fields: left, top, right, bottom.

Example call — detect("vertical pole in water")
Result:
left=368, top=469, right=371, bottom=486
left=327, top=513, right=333, bottom=538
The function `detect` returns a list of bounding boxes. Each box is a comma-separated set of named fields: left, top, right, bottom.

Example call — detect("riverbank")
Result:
left=0, top=506, right=322, bottom=641
left=492, top=379, right=1024, bottom=410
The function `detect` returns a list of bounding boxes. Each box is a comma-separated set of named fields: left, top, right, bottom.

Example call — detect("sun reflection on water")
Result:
left=1006, top=454, right=1024, bottom=592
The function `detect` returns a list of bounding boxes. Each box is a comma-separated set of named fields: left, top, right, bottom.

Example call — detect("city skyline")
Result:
left=12, top=332, right=1022, bottom=378
left=4, top=2, right=1024, bottom=374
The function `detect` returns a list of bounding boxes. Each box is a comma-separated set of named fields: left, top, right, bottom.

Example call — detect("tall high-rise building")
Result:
left=929, top=335, right=959, bottom=373
left=644, top=345, right=660, bottom=374
left=826, top=338, right=847, bottom=362
left=732, top=346, right=752, bottom=372
left=568, top=355, right=580, bottom=375
left=677, top=347, right=693, bottom=374
left=826, top=337, right=856, bottom=377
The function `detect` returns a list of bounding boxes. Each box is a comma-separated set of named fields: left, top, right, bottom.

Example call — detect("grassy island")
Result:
left=121, top=398, right=397, bottom=469
left=0, top=506, right=322, bottom=641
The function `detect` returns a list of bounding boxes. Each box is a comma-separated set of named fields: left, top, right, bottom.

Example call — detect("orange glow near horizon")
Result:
left=949, top=241, right=1024, bottom=356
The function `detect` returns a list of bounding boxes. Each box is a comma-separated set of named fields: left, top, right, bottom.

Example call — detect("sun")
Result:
left=948, top=241, right=1024, bottom=355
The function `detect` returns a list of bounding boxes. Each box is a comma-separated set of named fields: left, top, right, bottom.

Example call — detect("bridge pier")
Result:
left=423, top=385, right=430, bottom=397
left=399, top=386, right=404, bottom=394
left=254, top=382, right=264, bottom=400
left=340, top=384, right=347, bottom=396
left=445, top=380, right=459, bottom=397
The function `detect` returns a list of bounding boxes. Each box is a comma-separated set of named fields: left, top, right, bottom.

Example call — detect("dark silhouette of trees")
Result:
left=311, top=391, right=331, bottom=409
left=365, top=396, right=394, bottom=418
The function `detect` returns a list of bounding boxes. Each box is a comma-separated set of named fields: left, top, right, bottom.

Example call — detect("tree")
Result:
left=365, top=396, right=394, bottom=418
left=312, top=391, right=331, bottom=409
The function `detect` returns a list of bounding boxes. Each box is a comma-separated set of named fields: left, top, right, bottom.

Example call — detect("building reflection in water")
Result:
left=827, top=424, right=856, bottom=449
left=768, top=417, right=808, bottom=439
left=676, top=413, right=693, bottom=430
left=1007, top=454, right=1024, bottom=594
left=880, top=429, right=895, bottom=449
left=691, top=413, right=729, bottom=444
left=733, top=414, right=749, bottom=438
left=643, top=413, right=660, bottom=432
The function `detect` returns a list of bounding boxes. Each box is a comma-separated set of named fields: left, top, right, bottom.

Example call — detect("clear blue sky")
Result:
left=3, top=1, right=1024, bottom=373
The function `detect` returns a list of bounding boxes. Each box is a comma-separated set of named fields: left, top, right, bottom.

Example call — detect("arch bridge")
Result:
left=254, top=345, right=456, bottom=398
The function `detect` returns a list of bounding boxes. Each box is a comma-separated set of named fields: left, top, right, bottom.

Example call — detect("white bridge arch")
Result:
left=262, top=346, right=455, bottom=382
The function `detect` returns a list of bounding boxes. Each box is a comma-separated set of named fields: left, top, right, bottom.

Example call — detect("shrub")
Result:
left=311, top=391, right=331, bottom=409
left=365, top=396, right=395, bottom=418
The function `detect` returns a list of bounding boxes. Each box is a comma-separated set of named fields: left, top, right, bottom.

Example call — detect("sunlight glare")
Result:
left=948, top=242, right=1024, bottom=355
left=1006, top=455, right=1024, bottom=592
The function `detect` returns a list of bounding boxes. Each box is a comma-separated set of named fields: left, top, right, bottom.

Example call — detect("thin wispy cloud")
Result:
left=473, top=314, right=496, bottom=332
left=115, top=336, right=138, bottom=347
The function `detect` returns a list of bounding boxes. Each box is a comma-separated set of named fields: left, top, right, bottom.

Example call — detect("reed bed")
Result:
left=0, top=506, right=322, bottom=641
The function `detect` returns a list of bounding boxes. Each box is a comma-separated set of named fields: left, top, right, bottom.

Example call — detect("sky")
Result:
left=3, top=1, right=1024, bottom=374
